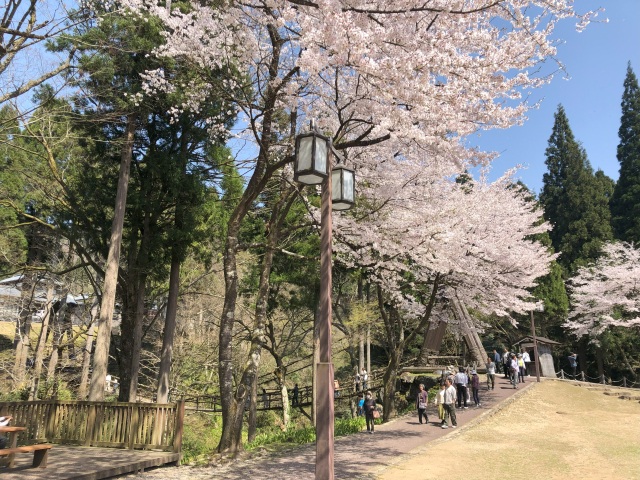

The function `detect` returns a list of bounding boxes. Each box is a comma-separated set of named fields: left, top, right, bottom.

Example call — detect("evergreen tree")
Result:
left=540, top=105, right=613, bottom=274
left=611, top=63, right=640, bottom=242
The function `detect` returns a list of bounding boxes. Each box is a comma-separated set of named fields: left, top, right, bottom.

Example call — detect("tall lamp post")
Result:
left=530, top=301, right=544, bottom=383
left=294, top=126, right=355, bottom=480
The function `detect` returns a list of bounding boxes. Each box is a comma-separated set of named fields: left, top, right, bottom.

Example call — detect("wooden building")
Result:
left=513, top=335, right=562, bottom=378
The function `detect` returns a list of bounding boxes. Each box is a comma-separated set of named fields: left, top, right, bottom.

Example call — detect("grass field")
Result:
left=378, top=380, right=640, bottom=480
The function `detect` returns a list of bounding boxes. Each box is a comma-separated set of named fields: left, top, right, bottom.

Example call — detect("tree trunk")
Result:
left=367, top=325, right=371, bottom=375
left=78, top=320, right=96, bottom=400
left=217, top=184, right=293, bottom=453
left=119, top=274, right=146, bottom=402
left=248, top=375, right=258, bottom=443
left=281, top=384, right=290, bottom=428
left=273, top=359, right=290, bottom=429
left=156, top=253, right=181, bottom=403
left=359, top=333, right=364, bottom=373
left=47, top=302, right=69, bottom=380
left=89, top=114, right=137, bottom=401
left=14, top=272, right=36, bottom=386
left=156, top=126, right=189, bottom=404
left=217, top=19, right=287, bottom=455
left=381, top=351, right=400, bottom=421
left=29, top=287, right=54, bottom=400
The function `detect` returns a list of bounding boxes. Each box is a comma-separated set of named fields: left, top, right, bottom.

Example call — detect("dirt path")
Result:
left=123, top=374, right=527, bottom=479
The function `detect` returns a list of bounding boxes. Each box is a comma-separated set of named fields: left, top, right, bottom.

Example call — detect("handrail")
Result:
left=0, top=400, right=185, bottom=452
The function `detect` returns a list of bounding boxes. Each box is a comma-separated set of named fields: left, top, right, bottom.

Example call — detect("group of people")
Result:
left=354, top=368, right=369, bottom=392
left=497, top=348, right=530, bottom=389
left=414, top=366, right=485, bottom=430
left=414, top=347, right=538, bottom=429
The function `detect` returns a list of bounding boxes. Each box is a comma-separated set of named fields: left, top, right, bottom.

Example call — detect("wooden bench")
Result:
left=0, top=444, right=52, bottom=468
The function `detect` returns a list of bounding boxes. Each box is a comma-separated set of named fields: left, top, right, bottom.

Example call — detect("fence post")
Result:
left=560, top=370, right=565, bottom=380
left=128, top=404, right=139, bottom=450
left=580, top=371, right=585, bottom=382
left=173, top=400, right=185, bottom=460
left=84, top=404, right=97, bottom=446
left=623, top=377, right=627, bottom=388
left=601, top=374, right=605, bottom=384
left=45, top=402, right=57, bottom=441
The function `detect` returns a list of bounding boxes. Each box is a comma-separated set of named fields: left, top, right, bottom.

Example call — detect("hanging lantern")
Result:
left=331, top=164, right=355, bottom=210
left=294, top=131, right=330, bottom=185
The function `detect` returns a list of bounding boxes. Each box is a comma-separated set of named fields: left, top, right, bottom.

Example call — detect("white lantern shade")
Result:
left=294, top=132, right=330, bottom=185
left=331, top=165, right=355, bottom=210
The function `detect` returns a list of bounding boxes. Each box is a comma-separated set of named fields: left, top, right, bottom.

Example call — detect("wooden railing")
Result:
left=0, top=400, right=185, bottom=452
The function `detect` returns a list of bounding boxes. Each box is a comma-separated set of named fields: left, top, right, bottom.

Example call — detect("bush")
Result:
left=335, top=416, right=365, bottom=436
left=395, top=392, right=410, bottom=413
left=256, top=409, right=280, bottom=429
left=181, top=413, right=222, bottom=464
left=246, top=416, right=366, bottom=451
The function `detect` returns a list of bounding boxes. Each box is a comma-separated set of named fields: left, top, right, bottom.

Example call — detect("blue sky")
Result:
left=470, top=0, right=640, bottom=195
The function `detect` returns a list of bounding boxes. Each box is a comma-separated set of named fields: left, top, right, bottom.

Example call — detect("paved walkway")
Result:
left=123, top=375, right=534, bottom=480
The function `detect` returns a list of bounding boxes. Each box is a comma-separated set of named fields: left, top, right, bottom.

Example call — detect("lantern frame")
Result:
left=294, top=131, right=330, bottom=185
left=331, top=164, right=356, bottom=211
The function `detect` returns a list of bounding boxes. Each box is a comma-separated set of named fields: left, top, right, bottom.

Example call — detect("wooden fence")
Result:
left=0, top=400, right=185, bottom=452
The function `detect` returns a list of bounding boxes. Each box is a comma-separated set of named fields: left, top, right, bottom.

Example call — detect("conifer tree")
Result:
left=611, top=63, right=640, bottom=242
left=540, top=105, right=613, bottom=273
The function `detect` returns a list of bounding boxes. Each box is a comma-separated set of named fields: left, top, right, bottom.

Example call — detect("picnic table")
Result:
left=0, top=425, right=52, bottom=468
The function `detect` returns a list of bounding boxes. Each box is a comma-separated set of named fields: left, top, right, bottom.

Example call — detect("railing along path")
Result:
left=0, top=400, right=185, bottom=452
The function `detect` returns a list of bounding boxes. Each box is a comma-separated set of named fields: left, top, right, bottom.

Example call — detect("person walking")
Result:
left=292, top=383, right=299, bottom=406
left=521, top=349, right=531, bottom=376
left=493, top=349, right=502, bottom=374
left=355, top=370, right=361, bottom=392
left=568, top=353, right=578, bottom=379
left=416, top=383, right=429, bottom=425
left=510, top=354, right=519, bottom=388
left=441, top=378, right=457, bottom=429
left=361, top=368, right=369, bottom=390
left=435, top=383, right=446, bottom=425
left=454, top=367, right=469, bottom=409
left=486, top=356, right=496, bottom=390
left=517, top=353, right=526, bottom=384
left=470, top=370, right=481, bottom=407
left=363, top=390, right=377, bottom=434
left=503, top=348, right=511, bottom=379
left=357, top=394, right=364, bottom=416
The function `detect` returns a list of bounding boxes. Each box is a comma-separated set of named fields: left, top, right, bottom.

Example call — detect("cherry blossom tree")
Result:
left=566, top=242, right=640, bottom=337
left=333, top=167, right=555, bottom=416
left=0, top=0, right=79, bottom=104
left=116, top=0, right=595, bottom=453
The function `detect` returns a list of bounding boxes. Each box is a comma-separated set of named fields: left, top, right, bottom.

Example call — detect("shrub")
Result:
left=335, top=417, right=365, bottom=436
left=181, top=413, right=222, bottom=464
